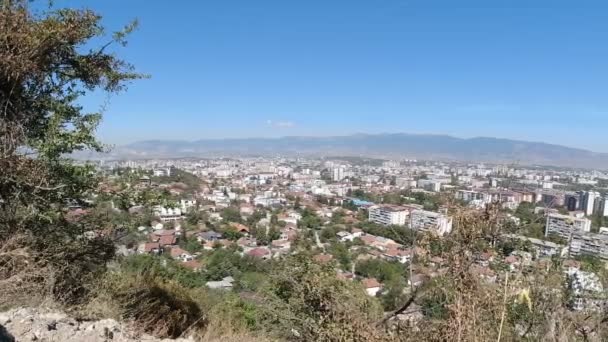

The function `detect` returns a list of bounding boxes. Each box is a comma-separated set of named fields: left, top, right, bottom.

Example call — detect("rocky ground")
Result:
left=0, top=308, right=194, bottom=342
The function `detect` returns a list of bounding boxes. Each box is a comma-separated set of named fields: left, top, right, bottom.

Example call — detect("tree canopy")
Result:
left=0, top=0, right=142, bottom=304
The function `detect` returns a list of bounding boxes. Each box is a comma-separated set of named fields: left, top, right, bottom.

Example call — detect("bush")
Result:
left=260, top=255, right=387, bottom=341
left=111, top=275, right=205, bottom=338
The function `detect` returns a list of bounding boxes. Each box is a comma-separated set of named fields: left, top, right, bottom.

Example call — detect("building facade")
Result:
left=368, top=205, right=409, bottom=226
left=545, top=213, right=591, bottom=240
left=410, top=209, right=453, bottom=236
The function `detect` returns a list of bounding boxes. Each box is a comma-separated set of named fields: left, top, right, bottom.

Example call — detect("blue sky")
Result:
left=56, top=0, right=608, bottom=151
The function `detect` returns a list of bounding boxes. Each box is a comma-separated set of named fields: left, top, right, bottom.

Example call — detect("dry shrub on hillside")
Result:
left=258, top=255, right=390, bottom=342
left=390, top=205, right=608, bottom=342
left=105, top=275, right=206, bottom=339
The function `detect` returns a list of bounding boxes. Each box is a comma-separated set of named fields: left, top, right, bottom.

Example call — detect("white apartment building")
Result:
left=332, top=167, right=345, bottom=182
left=600, top=196, right=608, bottom=217
left=569, top=231, right=608, bottom=261
left=153, top=206, right=182, bottom=222
left=153, top=168, right=172, bottom=177
left=180, top=199, right=196, bottom=212
left=545, top=213, right=591, bottom=240
left=456, top=190, right=490, bottom=203
left=581, top=191, right=600, bottom=216
left=410, top=209, right=453, bottom=236
left=368, top=205, right=409, bottom=226
left=332, top=166, right=353, bottom=182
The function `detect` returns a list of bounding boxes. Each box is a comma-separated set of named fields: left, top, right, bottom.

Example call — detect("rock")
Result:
left=47, top=320, right=57, bottom=330
left=0, top=313, right=11, bottom=325
left=0, top=307, right=196, bottom=342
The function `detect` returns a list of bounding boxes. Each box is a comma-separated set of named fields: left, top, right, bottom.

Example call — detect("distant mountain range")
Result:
left=82, top=133, right=608, bottom=169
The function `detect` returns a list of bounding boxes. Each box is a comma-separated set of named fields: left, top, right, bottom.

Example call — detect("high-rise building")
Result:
left=576, top=191, right=586, bottom=210
left=601, top=196, right=608, bottom=217
left=565, top=193, right=579, bottom=212
left=581, top=191, right=600, bottom=216
left=332, top=167, right=345, bottom=182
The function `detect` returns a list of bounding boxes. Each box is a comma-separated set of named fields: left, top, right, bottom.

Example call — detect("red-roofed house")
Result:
left=247, top=247, right=271, bottom=260
left=158, top=234, right=177, bottom=247
left=140, top=242, right=161, bottom=254
left=361, top=278, right=382, bottom=296
left=384, top=248, right=412, bottom=264
left=169, top=247, right=193, bottom=262
left=231, top=222, right=250, bottom=234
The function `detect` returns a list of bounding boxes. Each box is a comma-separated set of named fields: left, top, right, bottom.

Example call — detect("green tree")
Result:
left=260, top=255, right=386, bottom=341
left=355, top=259, right=407, bottom=283
left=221, top=228, right=243, bottom=241
left=185, top=208, right=206, bottom=226
left=222, top=207, right=242, bottom=223
left=298, top=208, right=322, bottom=229
left=328, top=242, right=352, bottom=270
left=0, top=0, right=141, bottom=304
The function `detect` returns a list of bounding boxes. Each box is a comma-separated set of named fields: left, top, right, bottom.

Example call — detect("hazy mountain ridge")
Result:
left=89, top=133, right=608, bottom=168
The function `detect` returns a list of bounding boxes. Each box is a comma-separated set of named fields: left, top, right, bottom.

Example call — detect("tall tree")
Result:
left=0, top=0, right=142, bottom=304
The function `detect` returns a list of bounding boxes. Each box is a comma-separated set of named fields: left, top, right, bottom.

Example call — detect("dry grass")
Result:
left=0, top=236, right=49, bottom=310
left=89, top=274, right=206, bottom=339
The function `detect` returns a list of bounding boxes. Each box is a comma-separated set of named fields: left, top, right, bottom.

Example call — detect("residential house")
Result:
left=169, top=247, right=193, bottom=262
left=247, top=247, right=271, bottom=260
left=362, top=278, right=382, bottom=296
left=231, top=222, right=250, bottom=235
left=139, top=242, right=161, bottom=254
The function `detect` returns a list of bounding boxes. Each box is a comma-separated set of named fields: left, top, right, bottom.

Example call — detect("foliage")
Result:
left=221, top=227, right=244, bottom=241
left=0, top=0, right=143, bottom=306
left=179, top=234, right=203, bottom=254
left=358, top=221, right=417, bottom=246
left=246, top=210, right=266, bottom=227
left=151, top=168, right=201, bottom=195
left=185, top=208, right=207, bottom=226
left=330, top=209, right=345, bottom=224
left=120, top=254, right=206, bottom=288
left=328, top=242, right=352, bottom=270
left=259, top=255, right=386, bottom=341
left=575, top=254, right=605, bottom=274
left=201, top=248, right=268, bottom=281
left=355, top=259, right=407, bottom=284
left=110, top=275, right=205, bottom=338
left=235, top=272, right=269, bottom=292
left=380, top=279, right=407, bottom=311
left=298, top=207, right=322, bottom=229
left=419, top=279, right=452, bottom=320
left=222, top=207, right=243, bottom=223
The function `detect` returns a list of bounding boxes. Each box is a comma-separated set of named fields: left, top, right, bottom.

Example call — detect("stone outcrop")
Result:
left=0, top=307, right=194, bottom=342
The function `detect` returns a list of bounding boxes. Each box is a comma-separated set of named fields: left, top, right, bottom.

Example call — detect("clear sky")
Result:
left=56, top=0, right=608, bottom=151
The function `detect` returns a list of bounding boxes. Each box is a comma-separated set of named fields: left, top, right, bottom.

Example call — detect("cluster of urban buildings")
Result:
left=91, top=156, right=608, bottom=310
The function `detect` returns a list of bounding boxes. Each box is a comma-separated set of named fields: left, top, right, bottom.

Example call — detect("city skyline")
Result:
left=53, top=0, right=608, bottom=151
